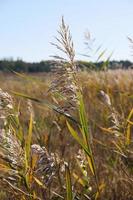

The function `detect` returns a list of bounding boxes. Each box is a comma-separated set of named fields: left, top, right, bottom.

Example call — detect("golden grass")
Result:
left=0, top=69, right=133, bottom=199
left=0, top=18, right=133, bottom=199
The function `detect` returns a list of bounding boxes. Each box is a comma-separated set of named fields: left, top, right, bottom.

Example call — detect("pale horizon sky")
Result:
left=0, top=0, right=133, bottom=62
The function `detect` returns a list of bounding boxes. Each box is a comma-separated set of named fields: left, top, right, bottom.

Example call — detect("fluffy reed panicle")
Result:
left=0, top=128, right=24, bottom=169
left=0, top=89, right=14, bottom=127
left=99, top=90, right=111, bottom=107
left=0, top=88, right=24, bottom=170
left=99, top=90, right=121, bottom=133
left=51, top=17, right=75, bottom=64
left=49, top=17, right=78, bottom=114
left=31, top=144, right=56, bottom=185
left=0, top=89, right=13, bottom=111
left=27, top=99, right=34, bottom=117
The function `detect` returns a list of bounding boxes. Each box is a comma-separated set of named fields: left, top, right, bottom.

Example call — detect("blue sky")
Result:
left=0, top=0, right=133, bottom=62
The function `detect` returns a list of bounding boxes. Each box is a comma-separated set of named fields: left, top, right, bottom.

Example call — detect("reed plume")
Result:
left=49, top=17, right=79, bottom=115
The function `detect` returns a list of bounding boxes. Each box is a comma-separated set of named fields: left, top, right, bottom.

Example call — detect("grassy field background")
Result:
left=0, top=69, right=133, bottom=199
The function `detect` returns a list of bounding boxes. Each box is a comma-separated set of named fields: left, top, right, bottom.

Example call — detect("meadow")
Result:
left=0, top=19, right=133, bottom=200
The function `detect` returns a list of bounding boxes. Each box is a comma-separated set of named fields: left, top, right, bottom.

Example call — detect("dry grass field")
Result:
left=0, top=68, right=133, bottom=200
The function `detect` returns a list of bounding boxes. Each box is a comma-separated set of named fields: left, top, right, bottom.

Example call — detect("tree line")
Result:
left=0, top=59, right=132, bottom=73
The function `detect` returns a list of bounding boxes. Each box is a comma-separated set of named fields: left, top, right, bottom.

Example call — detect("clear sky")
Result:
left=0, top=0, right=133, bottom=62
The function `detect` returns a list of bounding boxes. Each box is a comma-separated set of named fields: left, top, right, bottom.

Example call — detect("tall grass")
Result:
left=0, top=19, right=133, bottom=200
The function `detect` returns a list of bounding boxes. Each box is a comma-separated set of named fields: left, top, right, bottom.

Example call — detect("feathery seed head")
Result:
left=31, top=144, right=56, bottom=185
